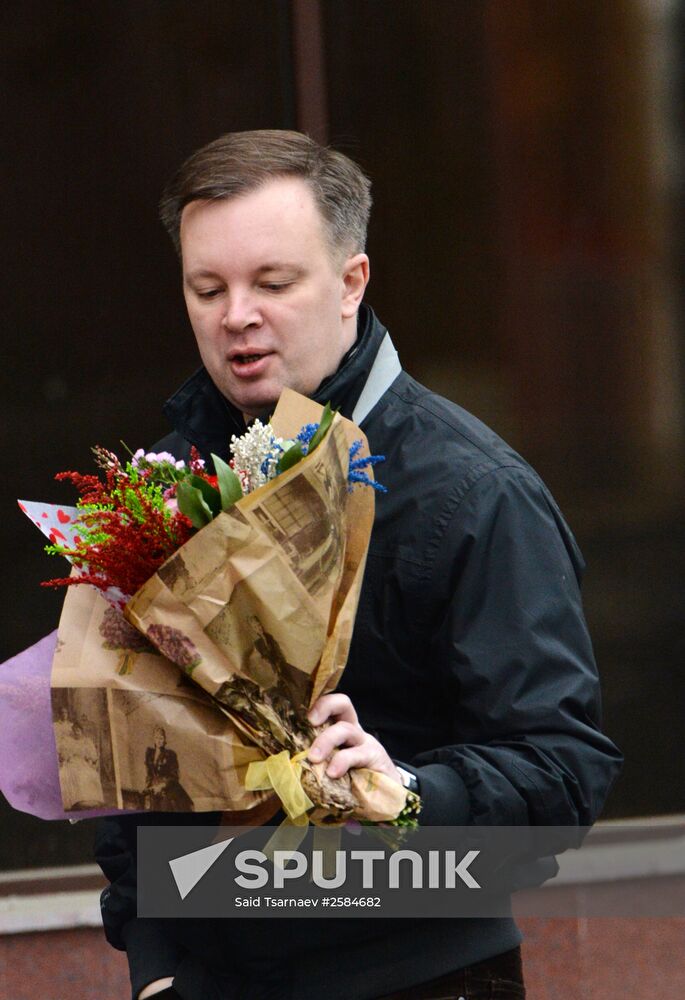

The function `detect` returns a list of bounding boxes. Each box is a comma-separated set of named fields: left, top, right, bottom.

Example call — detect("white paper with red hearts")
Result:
left=17, top=501, right=81, bottom=556
left=19, top=500, right=129, bottom=607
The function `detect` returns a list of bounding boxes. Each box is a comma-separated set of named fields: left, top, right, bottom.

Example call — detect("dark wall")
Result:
left=1, top=0, right=294, bottom=868
left=323, top=0, right=499, bottom=377
left=2, top=1, right=293, bottom=660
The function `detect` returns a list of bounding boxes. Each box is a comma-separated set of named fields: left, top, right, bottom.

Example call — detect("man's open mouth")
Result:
left=234, top=354, right=264, bottom=364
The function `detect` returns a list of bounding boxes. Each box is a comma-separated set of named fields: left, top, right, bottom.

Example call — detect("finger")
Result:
left=324, top=739, right=392, bottom=779
left=308, top=693, right=358, bottom=726
left=308, top=720, right=363, bottom=763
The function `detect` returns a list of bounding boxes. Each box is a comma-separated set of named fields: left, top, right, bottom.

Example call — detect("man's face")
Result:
left=180, top=177, right=368, bottom=416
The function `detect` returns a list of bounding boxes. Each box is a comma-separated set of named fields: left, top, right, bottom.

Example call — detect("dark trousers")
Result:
left=170, top=946, right=525, bottom=1000
left=377, top=947, right=525, bottom=1000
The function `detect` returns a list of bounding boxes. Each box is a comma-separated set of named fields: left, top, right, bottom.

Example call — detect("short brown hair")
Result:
left=159, top=130, right=372, bottom=262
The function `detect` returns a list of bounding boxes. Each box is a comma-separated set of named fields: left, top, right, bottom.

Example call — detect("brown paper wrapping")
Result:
left=50, top=389, right=405, bottom=822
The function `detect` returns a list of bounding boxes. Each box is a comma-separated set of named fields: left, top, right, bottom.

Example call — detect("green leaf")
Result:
left=211, top=453, right=243, bottom=510
left=277, top=442, right=305, bottom=474
left=187, top=474, right=221, bottom=516
left=307, top=402, right=334, bottom=454
left=176, top=481, right=214, bottom=529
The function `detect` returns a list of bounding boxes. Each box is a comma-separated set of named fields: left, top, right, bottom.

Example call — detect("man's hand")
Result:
left=307, top=693, right=402, bottom=783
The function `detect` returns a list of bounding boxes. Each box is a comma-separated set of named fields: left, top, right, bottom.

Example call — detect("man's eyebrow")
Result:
left=184, top=268, right=220, bottom=282
left=254, top=263, right=306, bottom=276
left=184, top=264, right=306, bottom=282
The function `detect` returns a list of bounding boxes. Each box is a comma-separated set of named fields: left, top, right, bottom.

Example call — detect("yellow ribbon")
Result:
left=245, top=749, right=344, bottom=866
left=245, top=749, right=314, bottom=827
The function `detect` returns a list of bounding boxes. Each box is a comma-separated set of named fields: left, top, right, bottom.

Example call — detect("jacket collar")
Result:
left=162, top=303, right=387, bottom=461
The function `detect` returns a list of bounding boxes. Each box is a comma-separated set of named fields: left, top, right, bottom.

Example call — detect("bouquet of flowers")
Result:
left=19, top=389, right=418, bottom=829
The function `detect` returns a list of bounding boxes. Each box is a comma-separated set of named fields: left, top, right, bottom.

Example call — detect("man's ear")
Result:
left=341, top=253, right=370, bottom=318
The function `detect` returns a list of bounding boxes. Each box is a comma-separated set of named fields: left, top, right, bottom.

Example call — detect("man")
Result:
left=96, top=130, right=622, bottom=1000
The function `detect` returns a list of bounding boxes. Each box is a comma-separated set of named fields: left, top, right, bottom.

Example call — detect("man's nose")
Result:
left=221, top=291, right=262, bottom=332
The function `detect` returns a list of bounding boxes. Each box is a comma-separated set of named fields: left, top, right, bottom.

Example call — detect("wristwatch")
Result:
left=393, top=762, right=420, bottom=795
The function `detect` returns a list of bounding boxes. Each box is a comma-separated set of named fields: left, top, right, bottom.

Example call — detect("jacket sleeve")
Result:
left=412, top=465, right=623, bottom=827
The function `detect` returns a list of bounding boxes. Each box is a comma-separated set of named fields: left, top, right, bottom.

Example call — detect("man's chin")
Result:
left=215, top=371, right=318, bottom=418
left=219, top=383, right=282, bottom=419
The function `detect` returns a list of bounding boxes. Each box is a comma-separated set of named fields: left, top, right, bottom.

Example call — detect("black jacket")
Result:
left=95, top=304, right=622, bottom=999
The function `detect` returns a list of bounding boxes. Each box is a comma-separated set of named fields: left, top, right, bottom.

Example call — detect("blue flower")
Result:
left=348, top=440, right=387, bottom=492
left=296, top=423, right=320, bottom=455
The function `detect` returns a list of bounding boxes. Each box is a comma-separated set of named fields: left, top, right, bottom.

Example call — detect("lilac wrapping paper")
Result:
left=0, top=631, right=123, bottom=821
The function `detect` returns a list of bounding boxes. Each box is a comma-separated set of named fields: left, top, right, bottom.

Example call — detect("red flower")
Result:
left=42, top=459, right=194, bottom=600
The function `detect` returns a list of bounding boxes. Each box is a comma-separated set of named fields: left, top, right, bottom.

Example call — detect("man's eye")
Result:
left=262, top=283, right=291, bottom=292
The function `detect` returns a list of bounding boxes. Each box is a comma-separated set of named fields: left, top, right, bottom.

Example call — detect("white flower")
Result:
left=230, top=420, right=289, bottom=492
